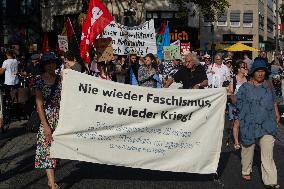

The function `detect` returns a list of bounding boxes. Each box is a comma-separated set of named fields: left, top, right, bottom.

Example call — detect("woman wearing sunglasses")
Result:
left=228, top=60, right=248, bottom=150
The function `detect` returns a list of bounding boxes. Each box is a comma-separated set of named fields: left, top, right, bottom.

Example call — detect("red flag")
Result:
left=80, top=0, right=113, bottom=63
left=80, top=21, right=90, bottom=63
left=86, top=0, right=113, bottom=45
left=42, top=32, right=49, bottom=53
left=66, top=17, right=75, bottom=40
left=159, top=20, right=166, bottom=34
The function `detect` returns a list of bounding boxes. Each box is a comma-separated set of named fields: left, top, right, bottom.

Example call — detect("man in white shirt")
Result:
left=0, top=50, right=19, bottom=132
left=206, top=53, right=231, bottom=88
left=0, top=50, right=19, bottom=86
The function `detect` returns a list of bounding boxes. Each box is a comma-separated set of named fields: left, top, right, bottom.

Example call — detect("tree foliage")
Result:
left=280, top=4, right=284, bottom=15
left=168, top=0, right=229, bottom=21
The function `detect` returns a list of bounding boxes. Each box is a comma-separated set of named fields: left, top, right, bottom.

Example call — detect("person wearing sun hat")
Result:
left=224, top=56, right=234, bottom=77
left=234, top=58, right=281, bottom=188
left=33, top=51, right=62, bottom=189
left=201, top=53, right=211, bottom=71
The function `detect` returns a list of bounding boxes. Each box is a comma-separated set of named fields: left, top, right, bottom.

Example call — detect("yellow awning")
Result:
left=224, top=42, right=259, bottom=52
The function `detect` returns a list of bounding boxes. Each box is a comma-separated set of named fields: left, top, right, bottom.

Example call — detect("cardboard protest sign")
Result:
left=95, top=37, right=113, bottom=62
left=163, top=46, right=182, bottom=61
left=163, top=46, right=172, bottom=60
left=98, top=20, right=156, bottom=56
left=51, top=70, right=227, bottom=174
left=181, top=42, right=190, bottom=56
left=58, top=35, right=68, bottom=52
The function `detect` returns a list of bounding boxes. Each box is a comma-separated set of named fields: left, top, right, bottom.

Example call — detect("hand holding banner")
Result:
left=51, top=70, right=227, bottom=174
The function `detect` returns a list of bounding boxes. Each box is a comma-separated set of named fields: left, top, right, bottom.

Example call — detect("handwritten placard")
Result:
left=51, top=70, right=226, bottom=174
left=163, top=46, right=182, bottom=60
left=98, top=20, right=157, bottom=56
left=58, top=35, right=68, bottom=52
left=95, top=38, right=113, bottom=62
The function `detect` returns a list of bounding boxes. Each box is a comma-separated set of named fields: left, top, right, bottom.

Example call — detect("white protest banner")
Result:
left=98, top=19, right=157, bottom=56
left=58, top=35, right=69, bottom=52
left=51, top=70, right=227, bottom=174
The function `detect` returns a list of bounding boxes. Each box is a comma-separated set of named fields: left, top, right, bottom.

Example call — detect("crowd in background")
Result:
left=0, top=47, right=282, bottom=189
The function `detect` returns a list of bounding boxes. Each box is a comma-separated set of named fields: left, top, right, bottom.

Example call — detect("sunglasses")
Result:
left=240, top=66, right=248, bottom=70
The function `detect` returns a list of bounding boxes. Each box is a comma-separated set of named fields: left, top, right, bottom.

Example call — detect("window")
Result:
left=146, top=12, right=152, bottom=19
left=267, top=18, right=274, bottom=33
left=243, top=10, right=253, bottom=28
left=217, top=11, right=227, bottom=26
left=27, top=0, right=32, bottom=7
left=243, top=23, right=253, bottom=27
left=3, top=0, right=6, bottom=8
left=230, top=10, right=240, bottom=27
left=20, top=0, right=26, bottom=14
left=231, top=22, right=241, bottom=27
left=152, top=13, right=158, bottom=18
left=203, top=16, right=212, bottom=26
left=259, top=14, right=264, bottom=29
left=161, top=12, right=174, bottom=19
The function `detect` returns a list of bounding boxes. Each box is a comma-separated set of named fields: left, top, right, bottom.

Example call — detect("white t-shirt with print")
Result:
left=207, top=63, right=231, bottom=88
left=2, top=59, right=19, bottom=85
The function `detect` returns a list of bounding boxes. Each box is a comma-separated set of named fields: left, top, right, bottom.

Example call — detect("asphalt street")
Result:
left=0, top=120, right=283, bottom=189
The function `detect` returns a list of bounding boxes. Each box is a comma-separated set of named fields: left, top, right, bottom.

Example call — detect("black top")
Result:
left=26, top=63, right=42, bottom=76
left=173, top=64, right=208, bottom=89
left=124, top=62, right=140, bottom=84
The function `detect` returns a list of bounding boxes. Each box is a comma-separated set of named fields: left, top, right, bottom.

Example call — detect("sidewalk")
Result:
left=0, top=121, right=283, bottom=189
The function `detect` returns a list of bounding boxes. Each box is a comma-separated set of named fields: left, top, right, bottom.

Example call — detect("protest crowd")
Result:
left=0, top=1, right=282, bottom=189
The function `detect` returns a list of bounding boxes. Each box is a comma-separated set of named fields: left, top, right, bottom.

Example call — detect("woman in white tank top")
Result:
left=228, top=60, right=248, bottom=150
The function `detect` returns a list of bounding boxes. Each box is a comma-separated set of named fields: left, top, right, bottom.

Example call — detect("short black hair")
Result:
left=64, top=51, right=75, bottom=61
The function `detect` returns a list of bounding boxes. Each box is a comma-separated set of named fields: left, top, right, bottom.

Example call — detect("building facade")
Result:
left=200, top=0, right=278, bottom=58
left=40, top=0, right=200, bottom=49
left=0, top=0, right=41, bottom=50
left=30, top=0, right=284, bottom=57
left=41, top=0, right=82, bottom=32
